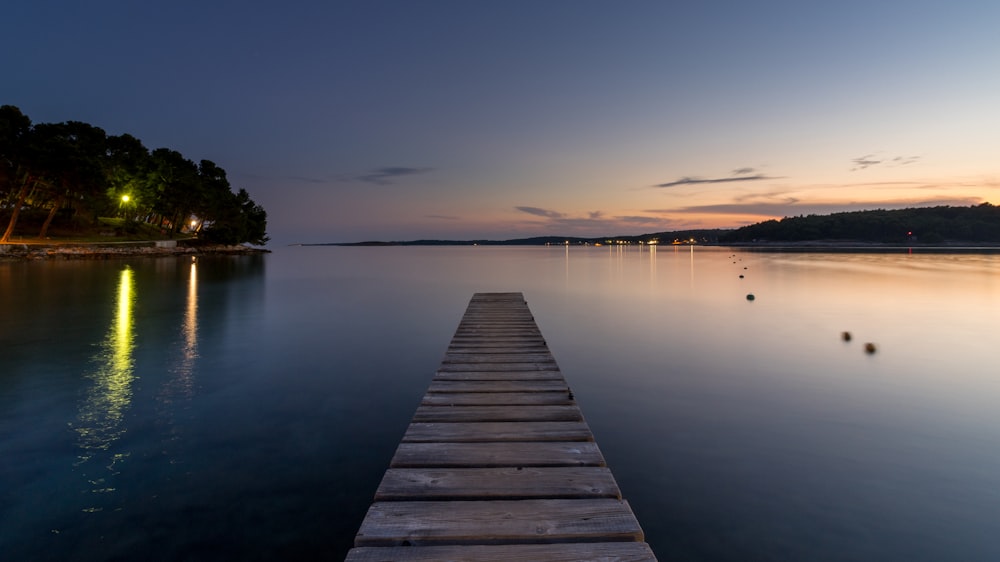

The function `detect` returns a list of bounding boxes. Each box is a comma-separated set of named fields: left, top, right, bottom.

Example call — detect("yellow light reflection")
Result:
left=75, top=267, right=136, bottom=500
left=179, top=260, right=199, bottom=381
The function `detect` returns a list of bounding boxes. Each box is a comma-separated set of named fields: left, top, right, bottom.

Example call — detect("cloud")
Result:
left=851, top=153, right=921, bottom=171
left=614, top=215, right=671, bottom=225
left=286, top=175, right=328, bottom=184
left=426, top=214, right=459, bottom=220
left=654, top=169, right=778, bottom=188
left=235, top=172, right=329, bottom=184
left=356, top=166, right=434, bottom=185
left=655, top=196, right=983, bottom=218
left=515, top=205, right=672, bottom=233
left=516, top=206, right=565, bottom=219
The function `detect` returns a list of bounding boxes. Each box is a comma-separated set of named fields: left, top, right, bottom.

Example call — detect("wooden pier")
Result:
left=346, top=292, right=656, bottom=561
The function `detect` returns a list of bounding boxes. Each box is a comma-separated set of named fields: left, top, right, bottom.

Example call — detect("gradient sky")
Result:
left=5, top=1, right=998, bottom=244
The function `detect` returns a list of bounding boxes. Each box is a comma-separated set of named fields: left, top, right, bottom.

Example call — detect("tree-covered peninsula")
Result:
left=0, top=105, right=268, bottom=245
left=718, top=204, right=1000, bottom=245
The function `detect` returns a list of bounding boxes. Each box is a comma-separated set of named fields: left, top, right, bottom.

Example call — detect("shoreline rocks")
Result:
left=0, top=242, right=269, bottom=261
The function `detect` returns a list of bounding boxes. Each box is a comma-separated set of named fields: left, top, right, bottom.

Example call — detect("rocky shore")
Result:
left=0, top=241, right=269, bottom=260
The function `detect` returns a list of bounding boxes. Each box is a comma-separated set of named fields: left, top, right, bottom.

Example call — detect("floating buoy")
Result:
left=841, top=331, right=852, bottom=342
left=864, top=342, right=877, bottom=354
left=746, top=293, right=755, bottom=301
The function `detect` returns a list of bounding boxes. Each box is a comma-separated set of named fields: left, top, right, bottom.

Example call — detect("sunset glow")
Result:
left=5, top=2, right=997, bottom=243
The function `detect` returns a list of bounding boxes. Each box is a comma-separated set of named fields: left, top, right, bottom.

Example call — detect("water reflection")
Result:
left=177, top=259, right=199, bottom=392
left=649, top=244, right=657, bottom=289
left=74, top=266, right=136, bottom=509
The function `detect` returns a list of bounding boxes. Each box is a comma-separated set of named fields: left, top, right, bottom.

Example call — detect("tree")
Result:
left=0, top=105, right=33, bottom=242
left=201, top=188, right=269, bottom=246
left=29, top=122, right=108, bottom=238
left=0, top=105, right=269, bottom=245
left=147, top=148, right=200, bottom=236
left=103, top=133, right=151, bottom=219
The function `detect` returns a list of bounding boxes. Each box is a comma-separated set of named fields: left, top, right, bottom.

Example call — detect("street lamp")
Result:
left=120, top=195, right=132, bottom=221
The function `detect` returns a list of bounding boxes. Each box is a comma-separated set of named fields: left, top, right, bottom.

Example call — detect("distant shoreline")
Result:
left=0, top=241, right=269, bottom=261
left=300, top=240, right=1000, bottom=252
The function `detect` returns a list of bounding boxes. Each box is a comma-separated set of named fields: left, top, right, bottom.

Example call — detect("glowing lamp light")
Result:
left=121, top=195, right=130, bottom=203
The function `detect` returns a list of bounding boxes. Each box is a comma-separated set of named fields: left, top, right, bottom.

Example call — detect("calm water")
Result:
left=2, top=246, right=1000, bottom=561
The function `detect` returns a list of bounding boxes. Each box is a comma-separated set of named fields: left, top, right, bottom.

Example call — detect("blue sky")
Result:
left=5, top=1, right=998, bottom=244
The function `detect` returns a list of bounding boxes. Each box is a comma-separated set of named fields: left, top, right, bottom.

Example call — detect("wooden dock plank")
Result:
left=433, top=370, right=566, bottom=382
left=447, top=346, right=551, bottom=354
left=354, top=499, right=644, bottom=547
left=437, top=362, right=561, bottom=372
left=441, top=353, right=556, bottom=363
left=412, top=405, right=582, bottom=423
left=421, top=392, right=573, bottom=406
left=390, top=442, right=606, bottom=468
left=374, top=467, right=621, bottom=501
left=347, top=292, right=655, bottom=560
left=427, top=380, right=569, bottom=393
left=345, top=542, right=657, bottom=562
left=402, top=421, right=595, bottom=443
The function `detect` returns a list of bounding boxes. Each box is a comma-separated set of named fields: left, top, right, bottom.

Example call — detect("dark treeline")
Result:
left=0, top=105, right=268, bottom=245
left=718, top=204, right=1000, bottom=244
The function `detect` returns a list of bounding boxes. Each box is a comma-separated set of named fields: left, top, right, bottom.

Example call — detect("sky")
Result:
left=4, top=0, right=998, bottom=244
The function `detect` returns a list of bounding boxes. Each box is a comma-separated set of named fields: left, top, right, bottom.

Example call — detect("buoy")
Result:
left=841, top=331, right=852, bottom=342
left=739, top=274, right=744, bottom=279
left=746, top=294, right=755, bottom=301
left=864, top=342, right=877, bottom=354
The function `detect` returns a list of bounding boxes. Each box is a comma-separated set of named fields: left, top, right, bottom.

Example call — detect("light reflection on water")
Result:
left=157, top=258, right=200, bottom=454
left=169, top=259, right=199, bottom=398
left=73, top=267, right=136, bottom=510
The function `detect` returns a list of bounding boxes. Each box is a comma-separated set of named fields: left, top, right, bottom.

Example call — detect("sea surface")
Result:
left=2, top=245, right=999, bottom=561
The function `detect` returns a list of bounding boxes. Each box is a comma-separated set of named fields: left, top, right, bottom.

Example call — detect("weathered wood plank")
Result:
left=458, top=319, right=537, bottom=324
left=354, top=499, right=644, bottom=546
left=346, top=542, right=657, bottom=562
left=422, top=392, right=573, bottom=407
left=390, top=441, right=606, bottom=468
left=374, top=467, right=621, bottom=501
left=433, top=371, right=566, bottom=382
left=447, top=346, right=551, bottom=354
left=448, top=336, right=547, bottom=343
left=402, top=421, right=594, bottom=443
left=428, top=380, right=569, bottom=393
left=441, top=353, right=555, bottom=363
left=456, top=327, right=540, bottom=332
left=437, top=363, right=561, bottom=372
left=413, top=405, right=582, bottom=423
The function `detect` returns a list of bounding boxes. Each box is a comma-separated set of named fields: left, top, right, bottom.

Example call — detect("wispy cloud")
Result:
left=654, top=168, right=779, bottom=188
left=426, top=214, right=459, bottom=220
left=356, top=166, right=434, bottom=185
left=287, top=175, right=328, bottom=184
left=516, top=206, right=565, bottom=219
left=515, top=206, right=671, bottom=233
left=235, top=172, right=329, bottom=184
left=850, top=153, right=921, bottom=171
left=655, top=196, right=983, bottom=218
